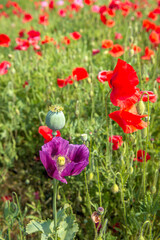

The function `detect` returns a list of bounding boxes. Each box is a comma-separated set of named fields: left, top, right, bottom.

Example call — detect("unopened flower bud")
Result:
left=46, top=105, right=65, bottom=133
left=8, top=54, right=13, bottom=59
left=57, top=194, right=61, bottom=200
left=77, top=194, right=82, bottom=202
left=15, top=108, right=20, bottom=116
left=97, top=207, right=104, bottom=215
left=81, top=134, right=87, bottom=142
left=74, top=82, right=78, bottom=88
left=141, top=128, right=147, bottom=138
left=90, top=91, right=94, bottom=97
left=151, top=186, right=156, bottom=194
left=87, top=78, right=92, bottom=84
left=130, top=166, right=133, bottom=174
left=89, top=172, right=94, bottom=181
left=11, top=68, right=16, bottom=74
left=136, top=100, right=145, bottom=115
left=111, top=184, right=119, bottom=194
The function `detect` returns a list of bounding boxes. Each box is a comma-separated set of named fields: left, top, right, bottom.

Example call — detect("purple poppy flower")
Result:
left=39, top=137, right=89, bottom=184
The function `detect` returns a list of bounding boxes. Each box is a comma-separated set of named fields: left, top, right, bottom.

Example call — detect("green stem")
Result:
left=53, top=179, right=58, bottom=240
left=143, top=94, right=150, bottom=196
left=116, top=173, right=127, bottom=226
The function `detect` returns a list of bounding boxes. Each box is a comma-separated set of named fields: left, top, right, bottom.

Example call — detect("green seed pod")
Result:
left=130, top=166, right=133, bottom=174
left=87, top=78, right=92, bottom=84
left=111, top=184, right=119, bottom=194
left=46, top=105, right=65, bottom=132
left=90, top=91, right=94, bottom=97
left=136, top=100, right=145, bottom=115
left=88, top=172, right=94, bottom=181
left=57, top=194, right=61, bottom=200
left=151, top=186, right=156, bottom=194
left=141, top=128, right=147, bottom=138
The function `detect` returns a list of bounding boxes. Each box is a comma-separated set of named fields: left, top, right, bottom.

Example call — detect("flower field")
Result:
left=0, top=0, right=160, bottom=239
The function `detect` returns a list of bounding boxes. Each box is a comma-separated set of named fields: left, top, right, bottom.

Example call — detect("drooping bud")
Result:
left=46, top=105, right=65, bottom=135
left=111, top=184, right=119, bottom=194
left=151, top=186, right=156, bottom=194
left=97, top=207, right=104, bottom=215
left=136, top=100, right=145, bottom=115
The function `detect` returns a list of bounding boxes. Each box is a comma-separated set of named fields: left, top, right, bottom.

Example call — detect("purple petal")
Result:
left=39, top=150, right=67, bottom=184
left=66, top=144, right=89, bottom=163
left=61, top=160, right=88, bottom=177
left=42, top=137, right=69, bottom=157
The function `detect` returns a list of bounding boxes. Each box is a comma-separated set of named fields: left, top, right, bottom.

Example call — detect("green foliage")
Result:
left=26, top=204, right=78, bottom=240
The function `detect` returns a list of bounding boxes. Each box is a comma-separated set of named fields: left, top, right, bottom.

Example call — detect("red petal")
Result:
left=110, top=59, right=141, bottom=108
left=39, top=126, right=53, bottom=142
left=72, top=67, right=88, bottom=81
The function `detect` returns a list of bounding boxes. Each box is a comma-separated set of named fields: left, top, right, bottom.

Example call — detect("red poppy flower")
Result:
left=27, top=30, right=40, bottom=46
left=109, top=0, right=121, bottom=10
left=0, top=34, right=10, bottom=47
left=134, top=150, right=151, bottom=162
left=115, top=32, right=123, bottom=40
left=0, top=61, right=11, bottom=75
left=141, top=47, right=154, bottom=60
left=109, top=59, right=141, bottom=109
left=109, top=105, right=147, bottom=134
left=156, top=76, right=160, bottom=83
left=142, top=19, right=156, bottom=32
left=22, top=13, right=33, bottom=23
left=1, top=195, right=12, bottom=202
left=58, top=9, right=66, bottom=17
left=62, top=36, right=70, bottom=45
left=49, top=0, right=54, bottom=9
left=39, top=14, right=49, bottom=25
left=140, top=91, right=157, bottom=103
left=149, top=31, right=159, bottom=45
left=72, top=67, right=88, bottom=81
left=39, top=126, right=61, bottom=143
left=109, top=135, right=123, bottom=150
left=131, top=44, right=141, bottom=53
left=84, top=0, right=93, bottom=5
left=100, top=14, right=107, bottom=25
left=102, top=39, right=113, bottom=49
left=148, top=11, right=157, bottom=21
left=136, top=11, right=143, bottom=18
left=57, top=75, right=73, bottom=88
left=70, top=32, right=82, bottom=40
left=106, top=8, right=115, bottom=17
left=106, top=19, right=115, bottom=27
left=109, top=44, right=124, bottom=57
left=41, top=36, right=54, bottom=44
left=92, top=49, right=100, bottom=55
left=23, top=81, right=29, bottom=88
left=14, top=38, right=30, bottom=51
left=19, top=29, right=25, bottom=38
left=27, top=30, right=40, bottom=41
left=97, top=70, right=113, bottom=87
left=112, top=222, right=121, bottom=233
